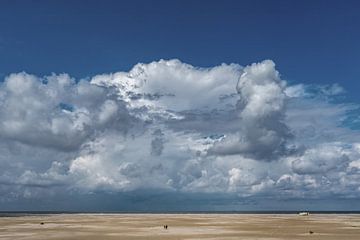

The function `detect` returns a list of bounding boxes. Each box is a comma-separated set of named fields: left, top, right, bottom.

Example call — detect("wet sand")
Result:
left=1, top=214, right=360, bottom=239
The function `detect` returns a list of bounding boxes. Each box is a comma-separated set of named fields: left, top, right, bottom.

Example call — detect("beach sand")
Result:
left=0, top=214, right=360, bottom=239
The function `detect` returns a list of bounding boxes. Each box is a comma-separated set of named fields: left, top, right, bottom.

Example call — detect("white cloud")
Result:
left=92, top=59, right=242, bottom=113
left=291, top=143, right=349, bottom=175
left=0, top=72, right=132, bottom=151
left=209, top=60, right=291, bottom=160
left=0, top=59, right=360, bottom=202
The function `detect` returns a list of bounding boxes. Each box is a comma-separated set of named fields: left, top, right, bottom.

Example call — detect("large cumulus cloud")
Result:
left=209, top=60, right=292, bottom=160
left=1, top=59, right=360, bottom=203
left=0, top=72, right=131, bottom=151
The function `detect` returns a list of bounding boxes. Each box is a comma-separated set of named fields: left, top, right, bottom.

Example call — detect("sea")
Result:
left=1, top=211, right=360, bottom=217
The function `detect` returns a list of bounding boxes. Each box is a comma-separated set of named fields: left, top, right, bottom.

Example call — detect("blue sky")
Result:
left=1, top=0, right=359, bottom=99
left=1, top=0, right=360, bottom=211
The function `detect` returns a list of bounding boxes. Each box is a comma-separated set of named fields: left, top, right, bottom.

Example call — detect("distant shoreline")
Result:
left=2, top=211, right=360, bottom=217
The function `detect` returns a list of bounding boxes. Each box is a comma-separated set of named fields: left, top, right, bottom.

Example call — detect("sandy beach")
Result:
left=0, top=214, right=359, bottom=240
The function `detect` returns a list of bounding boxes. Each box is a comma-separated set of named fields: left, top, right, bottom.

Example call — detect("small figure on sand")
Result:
left=163, top=225, right=168, bottom=229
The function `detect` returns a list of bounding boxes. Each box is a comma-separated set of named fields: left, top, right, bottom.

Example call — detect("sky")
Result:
left=0, top=0, right=360, bottom=211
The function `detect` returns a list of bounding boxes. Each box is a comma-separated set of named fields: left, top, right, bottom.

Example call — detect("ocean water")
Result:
left=1, top=210, right=360, bottom=217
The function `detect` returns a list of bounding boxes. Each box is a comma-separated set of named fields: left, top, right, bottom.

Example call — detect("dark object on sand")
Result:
left=309, top=230, right=314, bottom=234
left=163, top=225, right=168, bottom=229
left=40, top=222, right=44, bottom=225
